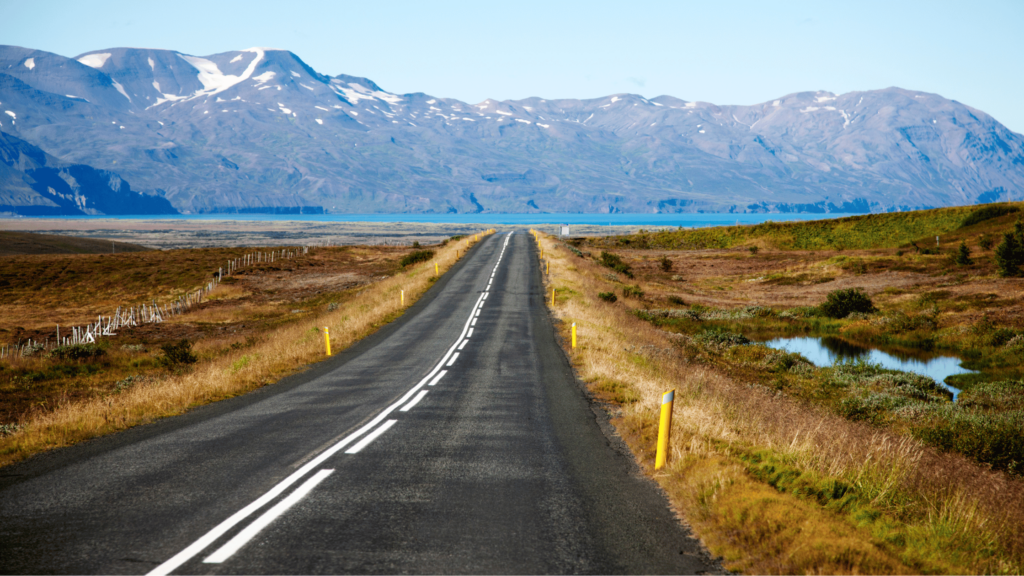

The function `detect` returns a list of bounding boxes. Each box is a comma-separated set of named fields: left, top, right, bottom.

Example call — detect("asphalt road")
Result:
left=0, top=231, right=721, bottom=574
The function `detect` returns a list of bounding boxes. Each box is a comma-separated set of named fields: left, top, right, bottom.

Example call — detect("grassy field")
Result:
left=0, top=230, right=152, bottom=256
left=0, top=232, right=492, bottom=464
left=536, top=205, right=1024, bottom=574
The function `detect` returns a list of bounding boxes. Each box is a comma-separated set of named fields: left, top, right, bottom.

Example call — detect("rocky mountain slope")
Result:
left=1, top=44, right=1022, bottom=214
left=0, top=129, right=176, bottom=216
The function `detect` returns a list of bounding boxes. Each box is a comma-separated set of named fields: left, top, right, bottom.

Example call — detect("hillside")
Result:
left=596, top=202, right=1024, bottom=250
left=0, top=44, right=1022, bottom=214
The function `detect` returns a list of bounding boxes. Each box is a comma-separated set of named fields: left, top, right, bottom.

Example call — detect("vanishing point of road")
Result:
left=0, top=231, right=720, bottom=574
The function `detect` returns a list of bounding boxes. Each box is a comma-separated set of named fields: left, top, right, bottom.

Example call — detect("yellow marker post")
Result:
left=401, top=289, right=405, bottom=306
left=323, top=326, right=332, bottom=356
left=655, top=389, right=676, bottom=470
left=435, top=262, right=439, bottom=276
left=571, top=322, right=577, bottom=349
left=551, top=287, right=555, bottom=306
left=546, top=260, right=549, bottom=275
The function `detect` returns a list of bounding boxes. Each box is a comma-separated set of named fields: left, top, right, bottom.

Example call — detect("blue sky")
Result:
left=5, top=0, right=1024, bottom=132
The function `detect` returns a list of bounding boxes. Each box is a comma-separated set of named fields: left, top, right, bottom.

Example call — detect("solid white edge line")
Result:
left=458, top=340, right=468, bottom=350
left=399, top=390, right=429, bottom=412
left=428, top=370, right=447, bottom=386
left=147, top=290, right=489, bottom=576
left=202, top=469, right=335, bottom=564
left=345, top=419, right=398, bottom=454
left=446, top=352, right=460, bottom=366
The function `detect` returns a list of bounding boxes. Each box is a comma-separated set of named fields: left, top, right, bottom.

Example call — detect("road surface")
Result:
left=0, top=231, right=720, bottom=574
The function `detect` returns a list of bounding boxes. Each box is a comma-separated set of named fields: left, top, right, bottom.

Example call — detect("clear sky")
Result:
left=4, top=0, right=1023, bottom=133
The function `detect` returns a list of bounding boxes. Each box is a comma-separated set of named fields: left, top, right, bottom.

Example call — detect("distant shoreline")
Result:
left=0, top=212, right=850, bottom=225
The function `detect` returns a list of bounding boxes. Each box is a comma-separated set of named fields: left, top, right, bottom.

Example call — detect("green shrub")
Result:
left=994, top=221, right=1024, bottom=276
left=667, top=295, right=685, bottom=305
left=598, top=291, right=617, bottom=303
left=599, top=251, right=634, bottom=278
left=954, top=240, right=972, bottom=265
left=47, top=343, right=105, bottom=361
left=820, top=288, right=875, bottom=319
left=113, top=375, right=145, bottom=393
left=978, top=234, right=995, bottom=250
left=748, top=246, right=759, bottom=255
left=659, top=256, right=673, bottom=272
left=695, top=328, right=750, bottom=347
left=989, top=328, right=1018, bottom=347
left=399, top=249, right=434, bottom=267
left=622, top=284, right=644, bottom=299
left=160, top=339, right=197, bottom=366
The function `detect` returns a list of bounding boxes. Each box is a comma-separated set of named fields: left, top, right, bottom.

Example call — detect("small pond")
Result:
left=763, top=336, right=974, bottom=400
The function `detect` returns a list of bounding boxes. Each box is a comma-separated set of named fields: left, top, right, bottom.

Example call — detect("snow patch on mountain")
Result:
left=252, top=71, right=276, bottom=86
left=23, top=58, right=34, bottom=70
left=176, top=48, right=265, bottom=101
left=230, top=54, right=242, bottom=63
left=77, top=53, right=111, bottom=68
left=111, top=80, right=131, bottom=102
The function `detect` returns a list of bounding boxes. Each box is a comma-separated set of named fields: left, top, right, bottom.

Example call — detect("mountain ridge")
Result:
left=1, top=44, right=1022, bottom=215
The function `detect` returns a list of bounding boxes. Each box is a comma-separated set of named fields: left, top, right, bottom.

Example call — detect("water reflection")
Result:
left=763, top=336, right=971, bottom=400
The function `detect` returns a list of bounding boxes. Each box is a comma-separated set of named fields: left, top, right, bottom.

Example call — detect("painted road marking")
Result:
left=446, top=352, right=460, bottom=366
left=458, top=340, right=468, bottom=350
left=428, top=370, right=447, bottom=386
left=345, top=419, right=398, bottom=454
left=148, top=234, right=510, bottom=575
left=400, top=390, right=429, bottom=412
left=467, top=328, right=474, bottom=338
left=203, top=469, right=335, bottom=564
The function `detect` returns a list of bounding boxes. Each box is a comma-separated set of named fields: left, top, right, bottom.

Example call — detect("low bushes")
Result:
left=599, top=251, right=633, bottom=278
left=160, top=339, right=197, bottom=367
left=820, top=288, right=875, bottom=319
left=47, top=344, right=105, bottom=361
left=399, top=249, right=434, bottom=268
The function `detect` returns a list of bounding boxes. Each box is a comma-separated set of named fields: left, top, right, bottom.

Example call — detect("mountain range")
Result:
left=1, top=44, right=1022, bottom=215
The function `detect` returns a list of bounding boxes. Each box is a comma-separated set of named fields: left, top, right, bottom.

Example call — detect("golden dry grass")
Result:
left=534, top=230, right=1024, bottom=575
left=0, top=231, right=494, bottom=467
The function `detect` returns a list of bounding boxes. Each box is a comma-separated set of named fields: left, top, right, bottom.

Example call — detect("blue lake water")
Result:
left=763, top=336, right=972, bottom=400
left=18, top=213, right=858, bottom=227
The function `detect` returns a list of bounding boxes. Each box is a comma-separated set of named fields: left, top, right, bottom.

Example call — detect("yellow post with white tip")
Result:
left=655, top=389, right=676, bottom=470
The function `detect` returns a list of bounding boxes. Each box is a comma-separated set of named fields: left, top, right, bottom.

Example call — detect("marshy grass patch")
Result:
left=537, top=223, right=1024, bottom=574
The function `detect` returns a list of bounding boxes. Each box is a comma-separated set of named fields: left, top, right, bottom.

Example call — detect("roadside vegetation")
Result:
left=0, top=232, right=493, bottom=466
left=536, top=204, right=1024, bottom=574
